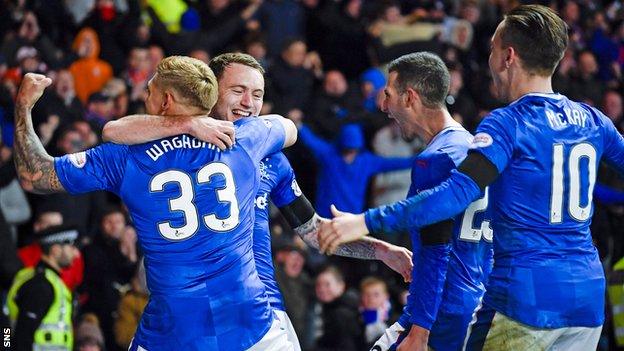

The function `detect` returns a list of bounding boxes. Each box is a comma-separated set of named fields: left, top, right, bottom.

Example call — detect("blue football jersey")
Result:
left=399, top=126, right=493, bottom=351
left=472, top=92, right=624, bottom=328
left=253, top=152, right=301, bottom=311
left=55, top=117, right=286, bottom=350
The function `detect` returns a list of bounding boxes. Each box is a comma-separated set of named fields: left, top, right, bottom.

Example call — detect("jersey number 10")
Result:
left=150, top=163, right=240, bottom=240
left=550, top=143, right=596, bottom=223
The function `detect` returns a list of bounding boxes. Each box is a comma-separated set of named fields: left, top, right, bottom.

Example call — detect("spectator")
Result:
left=114, top=260, right=148, bottom=349
left=84, top=92, right=115, bottom=132
left=359, top=276, right=394, bottom=348
left=603, top=89, right=623, bottom=132
left=446, top=64, right=478, bottom=132
left=69, top=27, right=113, bottom=104
left=258, top=0, right=305, bottom=57
left=570, top=49, right=606, bottom=106
left=266, top=38, right=320, bottom=116
left=17, top=211, right=85, bottom=291
left=274, top=242, right=313, bottom=346
left=6, top=225, right=79, bottom=351
left=0, top=11, right=60, bottom=69
left=74, top=313, right=106, bottom=351
left=297, top=123, right=414, bottom=217
left=313, top=266, right=363, bottom=351
left=81, top=206, right=137, bottom=351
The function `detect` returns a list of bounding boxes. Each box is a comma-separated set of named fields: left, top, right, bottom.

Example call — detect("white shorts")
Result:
left=274, top=309, right=302, bottom=351
left=463, top=304, right=602, bottom=351
left=246, top=316, right=294, bottom=351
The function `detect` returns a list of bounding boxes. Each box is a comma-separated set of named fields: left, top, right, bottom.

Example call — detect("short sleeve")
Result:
left=471, top=110, right=516, bottom=173
left=271, top=156, right=300, bottom=208
left=54, top=143, right=128, bottom=195
left=235, top=116, right=286, bottom=164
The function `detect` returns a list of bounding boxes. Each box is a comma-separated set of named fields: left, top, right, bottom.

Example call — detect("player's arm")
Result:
left=398, top=221, right=453, bottom=347
left=319, top=113, right=512, bottom=252
left=368, top=154, right=415, bottom=174
left=102, top=115, right=235, bottom=150
left=13, top=73, right=65, bottom=194
left=281, top=196, right=413, bottom=281
left=602, top=115, right=624, bottom=175
left=274, top=115, right=297, bottom=148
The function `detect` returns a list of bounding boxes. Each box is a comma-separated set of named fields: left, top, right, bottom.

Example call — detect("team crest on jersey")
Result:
left=470, top=133, right=493, bottom=149
left=68, top=151, right=87, bottom=168
left=291, top=179, right=302, bottom=197
left=255, top=192, right=268, bottom=210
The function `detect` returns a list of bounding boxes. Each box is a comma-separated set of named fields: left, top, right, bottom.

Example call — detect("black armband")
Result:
left=458, top=152, right=499, bottom=191
left=420, top=219, right=453, bottom=245
left=279, top=195, right=316, bottom=229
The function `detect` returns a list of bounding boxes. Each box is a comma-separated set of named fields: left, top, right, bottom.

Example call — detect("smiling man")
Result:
left=103, top=52, right=414, bottom=350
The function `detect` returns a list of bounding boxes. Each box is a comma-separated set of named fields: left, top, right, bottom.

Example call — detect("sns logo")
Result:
left=470, top=132, right=493, bottom=149
left=3, top=327, right=10, bottom=348
left=259, top=160, right=270, bottom=180
left=255, top=192, right=268, bottom=210
left=68, top=151, right=87, bottom=168
left=291, top=179, right=302, bottom=197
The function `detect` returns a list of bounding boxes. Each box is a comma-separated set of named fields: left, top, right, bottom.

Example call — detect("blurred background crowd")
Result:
left=0, top=0, right=623, bottom=350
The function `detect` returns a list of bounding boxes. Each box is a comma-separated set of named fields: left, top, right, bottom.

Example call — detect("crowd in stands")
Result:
left=1, top=0, right=624, bottom=350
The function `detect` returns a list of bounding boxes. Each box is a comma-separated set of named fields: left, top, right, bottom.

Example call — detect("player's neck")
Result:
left=419, top=108, right=459, bottom=144
left=163, top=104, right=208, bottom=118
left=508, top=73, right=554, bottom=102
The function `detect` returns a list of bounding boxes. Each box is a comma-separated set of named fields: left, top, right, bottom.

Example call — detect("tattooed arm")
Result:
left=13, top=73, right=65, bottom=194
left=295, top=214, right=413, bottom=281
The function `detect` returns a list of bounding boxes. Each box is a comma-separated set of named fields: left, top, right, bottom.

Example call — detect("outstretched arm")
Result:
left=285, top=199, right=412, bottom=282
left=103, top=115, right=236, bottom=150
left=13, top=73, right=65, bottom=194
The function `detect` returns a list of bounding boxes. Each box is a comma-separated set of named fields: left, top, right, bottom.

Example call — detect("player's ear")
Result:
left=505, top=46, right=515, bottom=69
left=404, top=87, right=419, bottom=107
left=162, top=91, right=174, bottom=111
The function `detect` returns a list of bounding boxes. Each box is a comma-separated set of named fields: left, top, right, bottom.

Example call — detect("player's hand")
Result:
left=370, top=322, right=406, bottom=351
left=16, top=73, right=52, bottom=109
left=378, top=244, right=413, bottom=283
left=188, top=117, right=236, bottom=150
left=319, top=205, right=369, bottom=254
left=397, top=325, right=429, bottom=351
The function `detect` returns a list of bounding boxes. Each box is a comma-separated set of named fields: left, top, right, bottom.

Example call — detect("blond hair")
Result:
left=154, top=56, right=218, bottom=111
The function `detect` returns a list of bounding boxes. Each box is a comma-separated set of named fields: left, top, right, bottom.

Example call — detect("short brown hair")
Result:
left=360, top=276, right=388, bottom=293
left=388, top=52, right=450, bottom=109
left=209, top=53, right=265, bottom=80
left=500, top=5, right=568, bottom=76
left=154, top=56, right=218, bottom=112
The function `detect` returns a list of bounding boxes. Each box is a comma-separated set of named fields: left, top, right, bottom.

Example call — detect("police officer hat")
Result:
left=36, top=225, right=79, bottom=246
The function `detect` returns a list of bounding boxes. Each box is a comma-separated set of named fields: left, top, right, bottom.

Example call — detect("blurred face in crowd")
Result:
left=246, top=42, right=266, bottom=61
left=128, top=48, right=150, bottom=72
left=562, top=1, right=580, bottom=24
left=383, top=5, right=402, bottom=23
left=34, top=212, right=63, bottom=233
left=361, top=282, right=389, bottom=310
left=604, top=91, right=623, bottom=122
left=282, top=41, right=307, bottom=68
left=282, top=250, right=305, bottom=278
left=58, top=129, right=85, bottom=154
left=210, top=0, right=230, bottom=13
left=55, top=70, right=75, bottom=99
left=578, top=51, right=598, bottom=76
left=55, top=243, right=77, bottom=268
left=190, top=49, right=210, bottom=64
left=324, top=70, right=348, bottom=98
left=315, top=270, right=345, bottom=303
left=101, top=212, right=126, bottom=241
left=382, top=71, right=417, bottom=139
left=73, top=121, right=99, bottom=147
left=149, top=45, right=164, bottom=72
left=212, top=63, right=264, bottom=122
left=88, top=99, right=114, bottom=119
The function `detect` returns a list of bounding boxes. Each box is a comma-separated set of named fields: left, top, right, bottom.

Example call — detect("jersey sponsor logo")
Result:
left=470, top=133, right=493, bottom=149
left=255, top=192, right=269, bottom=210
left=291, top=179, right=302, bottom=197
left=259, top=160, right=270, bottom=180
left=68, top=151, right=87, bottom=168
